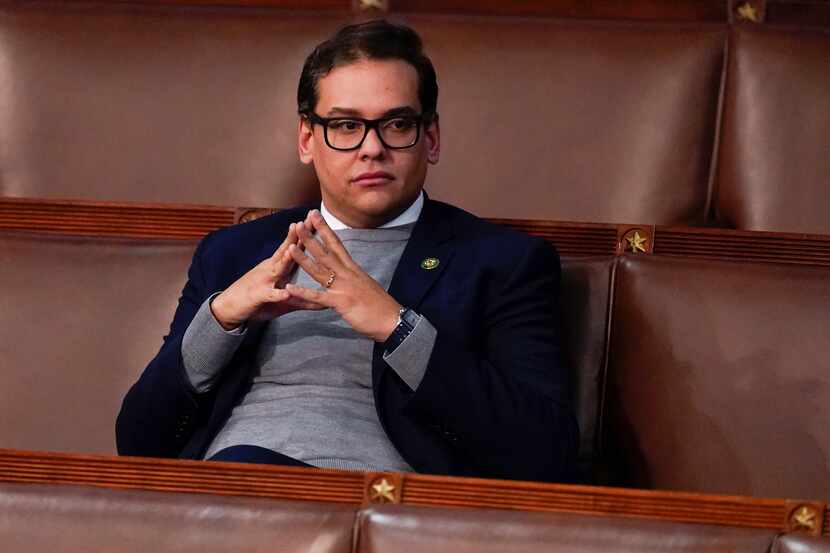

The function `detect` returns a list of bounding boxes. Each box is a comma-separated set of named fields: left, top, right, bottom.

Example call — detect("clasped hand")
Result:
left=211, top=210, right=401, bottom=342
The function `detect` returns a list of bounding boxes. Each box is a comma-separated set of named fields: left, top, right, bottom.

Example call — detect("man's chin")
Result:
left=355, top=190, right=406, bottom=211
left=350, top=196, right=413, bottom=227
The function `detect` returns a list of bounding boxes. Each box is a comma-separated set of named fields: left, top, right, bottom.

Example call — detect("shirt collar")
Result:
left=320, top=191, right=424, bottom=230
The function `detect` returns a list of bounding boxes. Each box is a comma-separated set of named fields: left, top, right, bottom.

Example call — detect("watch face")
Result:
left=401, top=309, right=420, bottom=329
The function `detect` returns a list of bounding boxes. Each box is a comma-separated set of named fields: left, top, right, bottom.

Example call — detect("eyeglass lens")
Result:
left=325, top=118, right=419, bottom=150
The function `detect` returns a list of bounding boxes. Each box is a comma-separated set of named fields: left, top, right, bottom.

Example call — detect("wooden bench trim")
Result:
left=0, top=448, right=826, bottom=535
left=653, top=225, right=830, bottom=267
left=46, top=0, right=729, bottom=21
left=0, top=197, right=234, bottom=240
left=4, top=197, right=830, bottom=266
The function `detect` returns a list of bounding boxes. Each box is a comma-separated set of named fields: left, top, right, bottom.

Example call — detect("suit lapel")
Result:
left=388, top=198, right=455, bottom=311
left=373, top=198, right=456, bottom=435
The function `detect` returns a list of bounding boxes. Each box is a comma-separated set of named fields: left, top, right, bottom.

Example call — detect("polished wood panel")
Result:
left=58, top=0, right=351, bottom=10
left=234, top=209, right=830, bottom=265
left=5, top=198, right=830, bottom=267
left=21, top=1, right=830, bottom=27
left=402, top=475, right=786, bottom=530
left=488, top=218, right=618, bottom=257
left=391, top=0, right=728, bottom=20
left=0, top=448, right=826, bottom=535
left=0, top=449, right=364, bottom=504
left=44, top=0, right=728, bottom=20
left=653, top=226, right=830, bottom=266
left=766, top=0, right=830, bottom=26
left=0, top=197, right=234, bottom=239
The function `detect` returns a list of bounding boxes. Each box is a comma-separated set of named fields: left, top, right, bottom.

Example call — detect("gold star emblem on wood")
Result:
left=370, top=478, right=396, bottom=503
left=359, top=0, right=388, bottom=11
left=790, top=505, right=818, bottom=532
left=235, top=208, right=278, bottom=225
left=626, top=231, right=648, bottom=253
left=736, top=2, right=760, bottom=22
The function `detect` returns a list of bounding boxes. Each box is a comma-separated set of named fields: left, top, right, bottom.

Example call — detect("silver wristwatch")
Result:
left=383, top=307, right=420, bottom=354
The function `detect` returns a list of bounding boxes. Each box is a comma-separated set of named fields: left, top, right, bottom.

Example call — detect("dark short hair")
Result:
left=297, top=20, right=438, bottom=120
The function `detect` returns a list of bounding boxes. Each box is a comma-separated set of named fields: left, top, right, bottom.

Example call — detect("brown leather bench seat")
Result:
left=0, top=482, right=356, bottom=553
left=604, top=255, right=830, bottom=499
left=0, top=2, right=722, bottom=225
left=776, top=535, right=830, bottom=553
left=2, top=4, right=830, bottom=235
left=356, top=504, right=779, bottom=553
left=4, top=225, right=830, bottom=503
left=560, top=256, right=616, bottom=480
left=0, top=228, right=616, bottom=481
left=3, top=480, right=827, bottom=553
left=0, top=231, right=197, bottom=454
left=717, top=26, right=830, bottom=234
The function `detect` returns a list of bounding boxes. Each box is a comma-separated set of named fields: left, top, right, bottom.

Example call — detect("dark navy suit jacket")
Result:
left=116, top=198, right=578, bottom=482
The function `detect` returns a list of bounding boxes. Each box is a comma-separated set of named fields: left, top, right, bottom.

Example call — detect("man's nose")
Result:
left=359, top=127, right=386, bottom=158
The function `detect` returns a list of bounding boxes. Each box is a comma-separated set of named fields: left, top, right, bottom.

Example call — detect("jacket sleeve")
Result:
left=405, top=238, right=579, bottom=483
left=115, top=234, right=217, bottom=458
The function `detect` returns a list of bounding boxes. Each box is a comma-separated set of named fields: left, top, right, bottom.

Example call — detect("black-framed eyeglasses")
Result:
left=304, top=112, right=428, bottom=151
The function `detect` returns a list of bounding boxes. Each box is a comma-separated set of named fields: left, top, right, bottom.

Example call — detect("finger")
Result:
left=271, top=223, right=299, bottom=261
left=259, top=290, right=323, bottom=318
left=285, top=283, right=335, bottom=307
left=284, top=296, right=328, bottom=311
left=307, top=210, right=353, bottom=267
left=294, top=220, right=331, bottom=264
left=288, top=244, right=330, bottom=284
left=266, top=288, right=291, bottom=303
left=272, top=250, right=296, bottom=282
left=265, top=288, right=325, bottom=311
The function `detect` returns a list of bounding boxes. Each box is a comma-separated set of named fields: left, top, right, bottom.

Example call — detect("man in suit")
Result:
left=116, top=19, right=578, bottom=483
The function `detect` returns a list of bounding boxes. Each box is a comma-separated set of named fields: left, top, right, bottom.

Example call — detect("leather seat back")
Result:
left=0, top=3, right=723, bottom=223
left=417, top=18, right=725, bottom=223
left=356, top=504, right=778, bottom=553
left=774, top=535, right=830, bottom=553
left=0, top=3, right=327, bottom=207
left=0, top=232, right=196, bottom=454
left=716, top=27, right=830, bottom=233
left=0, top=482, right=356, bottom=553
left=604, top=255, right=830, bottom=498
left=560, top=256, right=615, bottom=479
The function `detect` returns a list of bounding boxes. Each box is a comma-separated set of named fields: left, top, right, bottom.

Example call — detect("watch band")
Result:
left=383, top=307, right=420, bottom=354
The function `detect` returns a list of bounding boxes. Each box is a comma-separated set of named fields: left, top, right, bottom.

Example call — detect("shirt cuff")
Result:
left=182, top=292, right=247, bottom=393
left=382, top=314, right=437, bottom=392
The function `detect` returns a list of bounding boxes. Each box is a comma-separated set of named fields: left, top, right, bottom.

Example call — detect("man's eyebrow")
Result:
left=381, top=106, right=419, bottom=118
left=325, top=106, right=420, bottom=118
left=326, top=107, right=362, bottom=117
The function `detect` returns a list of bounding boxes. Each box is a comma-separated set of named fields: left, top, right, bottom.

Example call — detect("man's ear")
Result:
left=298, top=116, right=314, bottom=165
left=425, top=114, right=440, bottom=165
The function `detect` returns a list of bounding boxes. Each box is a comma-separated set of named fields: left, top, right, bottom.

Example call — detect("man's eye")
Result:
left=330, top=120, right=362, bottom=132
left=384, top=118, right=416, bottom=131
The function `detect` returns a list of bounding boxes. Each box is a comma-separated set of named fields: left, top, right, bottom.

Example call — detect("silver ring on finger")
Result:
left=324, top=271, right=336, bottom=288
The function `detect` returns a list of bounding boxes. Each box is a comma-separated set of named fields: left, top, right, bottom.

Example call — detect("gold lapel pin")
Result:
left=421, top=257, right=440, bottom=270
